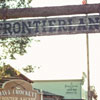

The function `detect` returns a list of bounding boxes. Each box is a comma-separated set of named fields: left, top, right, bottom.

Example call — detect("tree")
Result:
left=0, top=0, right=32, bottom=8
left=0, top=63, right=40, bottom=80
left=0, top=64, right=20, bottom=79
left=0, top=0, right=32, bottom=61
left=23, top=65, right=34, bottom=73
left=0, top=0, right=35, bottom=72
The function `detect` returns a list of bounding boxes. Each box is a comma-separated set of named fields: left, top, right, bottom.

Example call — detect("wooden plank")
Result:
left=0, top=15, right=100, bottom=38
left=0, top=3, right=100, bottom=19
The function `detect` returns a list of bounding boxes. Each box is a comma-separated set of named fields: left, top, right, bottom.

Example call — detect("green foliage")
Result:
left=0, top=0, right=41, bottom=74
left=23, top=65, right=34, bottom=73
left=0, top=0, right=33, bottom=63
left=0, top=0, right=36, bottom=74
left=0, top=0, right=32, bottom=8
left=0, top=37, right=32, bottom=60
left=0, top=64, right=20, bottom=78
left=23, top=65, right=40, bottom=73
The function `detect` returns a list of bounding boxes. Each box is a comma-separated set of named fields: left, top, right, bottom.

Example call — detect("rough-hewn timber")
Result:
left=0, top=3, right=100, bottom=19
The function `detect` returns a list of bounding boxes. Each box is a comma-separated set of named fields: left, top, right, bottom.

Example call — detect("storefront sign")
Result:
left=0, top=80, right=41, bottom=100
left=65, top=82, right=78, bottom=94
left=0, top=15, right=100, bottom=38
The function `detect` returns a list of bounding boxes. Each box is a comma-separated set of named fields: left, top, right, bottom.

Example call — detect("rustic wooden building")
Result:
left=0, top=66, right=64, bottom=100
left=0, top=66, right=33, bottom=88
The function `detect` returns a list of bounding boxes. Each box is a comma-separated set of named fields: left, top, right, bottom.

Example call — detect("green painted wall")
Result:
left=82, top=79, right=88, bottom=100
left=32, top=80, right=85, bottom=99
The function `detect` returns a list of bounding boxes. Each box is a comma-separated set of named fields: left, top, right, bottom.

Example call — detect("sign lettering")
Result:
left=0, top=80, right=41, bottom=100
left=65, top=82, right=78, bottom=95
left=0, top=15, right=100, bottom=38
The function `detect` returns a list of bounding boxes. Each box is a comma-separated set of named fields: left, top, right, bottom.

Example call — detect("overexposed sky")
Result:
left=7, top=0, right=100, bottom=99
left=31, top=0, right=99, bottom=7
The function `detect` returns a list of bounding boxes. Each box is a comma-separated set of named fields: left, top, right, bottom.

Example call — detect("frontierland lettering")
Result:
left=0, top=15, right=100, bottom=37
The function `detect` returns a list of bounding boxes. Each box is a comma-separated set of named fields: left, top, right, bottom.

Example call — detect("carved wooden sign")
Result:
left=0, top=80, right=41, bottom=100
left=0, top=14, right=100, bottom=38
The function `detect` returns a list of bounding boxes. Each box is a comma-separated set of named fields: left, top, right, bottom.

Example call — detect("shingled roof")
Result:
left=43, top=91, right=64, bottom=97
left=34, top=88, right=64, bottom=98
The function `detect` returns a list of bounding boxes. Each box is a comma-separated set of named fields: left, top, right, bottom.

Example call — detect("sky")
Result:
left=6, top=0, right=100, bottom=99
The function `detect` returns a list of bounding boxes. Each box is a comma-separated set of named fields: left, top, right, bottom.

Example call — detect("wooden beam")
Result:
left=0, top=3, right=100, bottom=19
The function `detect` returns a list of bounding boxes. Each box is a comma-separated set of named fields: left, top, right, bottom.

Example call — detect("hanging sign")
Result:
left=0, top=15, right=100, bottom=38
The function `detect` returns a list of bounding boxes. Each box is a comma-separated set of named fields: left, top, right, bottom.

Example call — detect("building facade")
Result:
left=32, top=79, right=87, bottom=100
